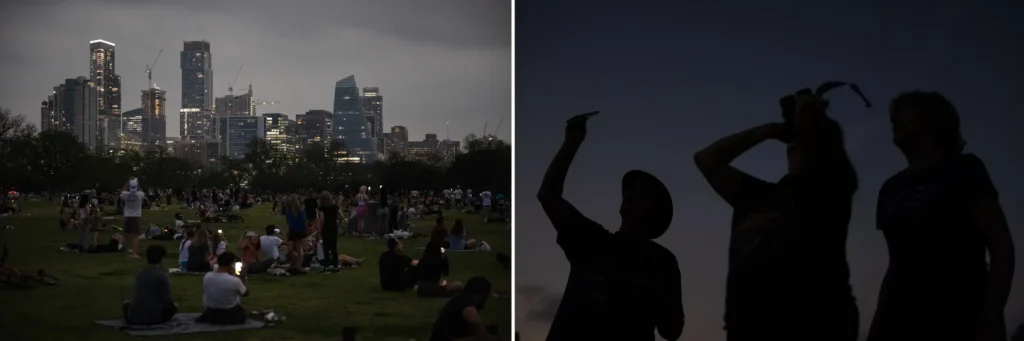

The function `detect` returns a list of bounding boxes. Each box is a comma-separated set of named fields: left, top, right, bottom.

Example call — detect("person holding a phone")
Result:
left=538, top=112, right=685, bottom=341
left=196, top=251, right=250, bottom=325
left=694, top=93, right=859, bottom=340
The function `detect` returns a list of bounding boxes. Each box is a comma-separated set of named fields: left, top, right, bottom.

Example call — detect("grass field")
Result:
left=0, top=199, right=511, bottom=341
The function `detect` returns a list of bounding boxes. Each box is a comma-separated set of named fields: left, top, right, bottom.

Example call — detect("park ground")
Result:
left=0, top=199, right=511, bottom=341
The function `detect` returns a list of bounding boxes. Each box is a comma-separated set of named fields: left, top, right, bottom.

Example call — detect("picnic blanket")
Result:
left=94, top=313, right=265, bottom=336
left=414, top=247, right=487, bottom=252
left=168, top=268, right=206, bottom=275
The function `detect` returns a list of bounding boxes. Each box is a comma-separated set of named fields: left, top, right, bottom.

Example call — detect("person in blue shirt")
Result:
left=283, top=195, right=308, bottom=274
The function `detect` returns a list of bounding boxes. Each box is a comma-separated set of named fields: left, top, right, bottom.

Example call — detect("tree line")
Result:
left=0, top=108, right=510, bottom=194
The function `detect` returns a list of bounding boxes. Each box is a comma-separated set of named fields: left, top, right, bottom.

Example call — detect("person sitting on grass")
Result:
left=428, top=276, right=500, bottom=341
left=238, top=230, right=273, bottom=274
left=448, top=219, right=479, bottom=251
left=259, top=225, right=283, bottom=267
left=418, top=219, right=463, bottom=298
left=59, top=204, right=77, bottom=231
left=197, top=205, right=214, bottom=222
left=212, top=231, right=227, bottom=256
left=123, top=245, right=178, bottom=325
left=379, top=238, right=420, bottom=292
left=196, top=252, right=250, bottom=325
left=186, top=229, right=213, bottom=273
left=172, top=213, right=185, bottom=239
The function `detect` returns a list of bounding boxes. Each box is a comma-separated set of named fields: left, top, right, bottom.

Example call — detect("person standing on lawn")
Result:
left=122, top=179, right=146, bottom=259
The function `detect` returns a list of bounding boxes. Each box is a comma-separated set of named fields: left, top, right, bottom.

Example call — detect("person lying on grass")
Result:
left=428, top=276, right=503, bottom=341
left=123, top=245, right=178, bottom=325
left=417, top=219, right=463, bottom=298
left=196, top=252, right=250, bottom=325
left=64, top=232, right=124, bottom=253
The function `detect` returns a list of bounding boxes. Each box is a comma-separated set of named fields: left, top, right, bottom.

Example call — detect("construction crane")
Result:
left=492, top=116, right=504, bottom=136
left=145, top=48, right=163, bottom=89
left=228, top=64, right=243, bottom=96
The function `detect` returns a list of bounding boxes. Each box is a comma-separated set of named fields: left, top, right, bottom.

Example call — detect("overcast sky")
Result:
left=0, top=0, right=510, bottom=141
left=516, top=0, right=1023, bottom=340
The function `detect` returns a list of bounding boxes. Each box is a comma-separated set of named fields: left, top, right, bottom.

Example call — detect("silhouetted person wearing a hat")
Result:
left=538, top=113, right=684, bottom=341
left=695, top=93, right=859, bottom=341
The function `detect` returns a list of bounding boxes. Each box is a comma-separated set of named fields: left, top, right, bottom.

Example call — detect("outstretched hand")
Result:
left=564, top=112, right=597, bottom=144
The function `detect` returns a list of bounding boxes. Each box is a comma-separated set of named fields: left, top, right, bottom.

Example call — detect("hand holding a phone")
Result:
left=565, top=111, right=598, bottom=144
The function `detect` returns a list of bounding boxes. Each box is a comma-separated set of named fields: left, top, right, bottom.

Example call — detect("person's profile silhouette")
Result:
left=868, top=91, right=1015, bottom=341
left=537, top=112, right=684, bottom=341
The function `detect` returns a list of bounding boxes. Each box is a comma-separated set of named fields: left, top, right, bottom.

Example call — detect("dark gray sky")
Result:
left=515, top=0, right=1024, bottom=340
left=0, top=0, right=510, bottom=141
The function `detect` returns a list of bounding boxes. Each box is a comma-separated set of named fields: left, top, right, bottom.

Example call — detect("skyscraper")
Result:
left=90, top=40, right=122, bottom=152
left=89, top=40, right=121, bottom=115
left=180, top=108, right=213, bottom=140
left=65, top=77, right=99, bottom=150
left=332, top=75, right=377, bottom=163
left=121, top=108, right=144, bottom=151
left=41, top=81, right=74, bottom=134
left=388, top=125, right=409, bottom=157
left=295, top=110, right=332, bottom=149
left=141, top=88, right=167, bottom=148
left=361, top=86, right=384, bottom=158
left=217, top=115, right=264, bottom=159
left=180, top=40, right=213, bottom=142
left=180, top=40, right=213, bottom=110
left=262, top=113, right=297, bottom=159
left=214, top=84, right=254, bottom=117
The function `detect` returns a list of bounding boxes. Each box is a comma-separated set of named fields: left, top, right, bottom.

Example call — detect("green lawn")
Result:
left=0, top=199, right=511, bottom=341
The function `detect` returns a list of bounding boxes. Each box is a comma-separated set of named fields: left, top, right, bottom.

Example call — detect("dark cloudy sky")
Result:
left=0, top=0, right=510, bottom=141
left=515, top=0, right=1024, bottom=340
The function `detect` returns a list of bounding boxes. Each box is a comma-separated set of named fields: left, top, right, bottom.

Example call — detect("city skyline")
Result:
left=0, top=0, right=511, bottom=144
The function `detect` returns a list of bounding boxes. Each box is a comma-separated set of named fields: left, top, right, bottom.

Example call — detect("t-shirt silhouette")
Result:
left=546, top=216, right=683, bottom=341
left=378, top=250, right=414, bottom=291
left=429, top=292, right=480, bottom=341
left=319, top=204, right=340, bottom=231
left=726, top=171, right=857, bottom=335
left=872, top=153, right=996, bottom=339
left=303, top=198, right=318, bottom=220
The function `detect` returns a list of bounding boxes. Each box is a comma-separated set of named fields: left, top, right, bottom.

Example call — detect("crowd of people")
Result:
left=537, top=91, right=1016, bottom=341
left=17, top=180, right=509, bottom=340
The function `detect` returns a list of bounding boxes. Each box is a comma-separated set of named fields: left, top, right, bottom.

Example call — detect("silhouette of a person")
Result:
left=868, top=91, right=1015, bottom=341
left=538, top=113, right=684, bottom=341
left=695, top=92, right=859, bottom=341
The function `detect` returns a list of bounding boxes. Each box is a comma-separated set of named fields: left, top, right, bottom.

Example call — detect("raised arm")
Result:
left=693, top=123, right=783, bottom=206
left=536, top=114, right=596, bottom=232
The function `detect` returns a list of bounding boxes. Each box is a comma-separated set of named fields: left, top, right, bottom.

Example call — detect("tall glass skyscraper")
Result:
left=89, top=39, right=121, bottom=116
left=331, top=75, right=378, bottom=163
left=180, top=41, right=213, bottom=110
